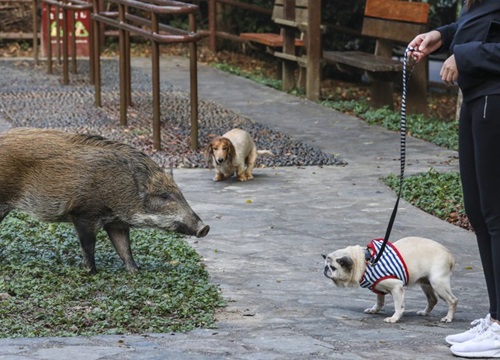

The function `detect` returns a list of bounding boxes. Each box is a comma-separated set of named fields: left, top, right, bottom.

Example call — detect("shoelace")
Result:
left=470, top=317, right=490, bottom=332
left=471, top=323, right=498, bottom=342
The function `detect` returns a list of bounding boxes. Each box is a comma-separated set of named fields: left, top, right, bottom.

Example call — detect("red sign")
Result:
left=41, top=3, right=91, bottom=57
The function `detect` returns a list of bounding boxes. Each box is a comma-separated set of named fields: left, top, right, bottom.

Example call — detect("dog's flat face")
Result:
left=207, top=137, right=235, bottom=166
left=323, top=246, right=365, bottom=288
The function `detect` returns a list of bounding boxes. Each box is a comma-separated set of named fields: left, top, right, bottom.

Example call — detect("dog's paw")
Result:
left=384, top=316, right=400, bottom=323
left=364, top=306, right=382, bottom=314
left=417, top=310, right=430, bottom=316
left=440, top=316, right=453, bottom=323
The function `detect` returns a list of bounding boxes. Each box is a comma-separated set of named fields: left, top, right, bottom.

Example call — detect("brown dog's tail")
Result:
left=257, top=150, right=275, bottom=157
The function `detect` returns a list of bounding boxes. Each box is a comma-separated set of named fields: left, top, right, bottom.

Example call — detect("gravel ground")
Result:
left=0, top=58, right=347, bottom=169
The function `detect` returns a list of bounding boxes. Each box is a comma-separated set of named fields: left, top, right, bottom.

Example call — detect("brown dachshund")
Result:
left=206, top=128, right=274, bottom=181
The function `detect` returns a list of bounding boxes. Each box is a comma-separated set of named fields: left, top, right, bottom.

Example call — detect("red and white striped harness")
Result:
left=360, top=239, right=409, bottom=295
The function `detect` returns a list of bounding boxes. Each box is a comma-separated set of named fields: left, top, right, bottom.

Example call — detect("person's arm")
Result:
left=407, top=23, right=458, bottom=63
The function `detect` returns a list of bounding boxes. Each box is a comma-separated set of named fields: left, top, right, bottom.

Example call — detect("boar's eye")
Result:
left=159, top=193, right=171, bottom=200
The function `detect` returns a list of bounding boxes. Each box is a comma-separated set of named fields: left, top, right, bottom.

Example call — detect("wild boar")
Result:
left=0, top=128, right=209, bottom=274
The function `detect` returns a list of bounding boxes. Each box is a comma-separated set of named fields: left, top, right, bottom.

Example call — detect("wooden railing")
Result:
left=91, top=0, right=204, bottom=150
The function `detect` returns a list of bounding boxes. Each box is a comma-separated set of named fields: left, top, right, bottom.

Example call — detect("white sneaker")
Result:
left=446, top=314, right=492, bottom=345
left=450, top=322, right=500, bottom=358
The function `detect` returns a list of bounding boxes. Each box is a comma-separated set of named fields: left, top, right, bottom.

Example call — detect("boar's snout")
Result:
left=196, top=224, right=210, bottom=238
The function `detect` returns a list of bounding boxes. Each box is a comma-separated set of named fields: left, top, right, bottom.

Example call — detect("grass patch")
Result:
left=0, top=212, right=224, bottom=338
left=321, top=100, right=459, bottom=151
left=212, top=63, right=282, bottom=90
left=383, top=169, right=467, bottom=227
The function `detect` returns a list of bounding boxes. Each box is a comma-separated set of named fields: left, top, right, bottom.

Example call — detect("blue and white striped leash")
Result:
left=371, top=46, right=415, bottom=266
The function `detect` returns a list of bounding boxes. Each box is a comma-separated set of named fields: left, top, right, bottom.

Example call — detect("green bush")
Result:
left=383, top=169, right=465, bottom=223
left=321, top=100, right=459, bottom=151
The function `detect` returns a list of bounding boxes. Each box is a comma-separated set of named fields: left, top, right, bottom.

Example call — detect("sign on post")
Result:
left=41, top=2, right=91, bottom=57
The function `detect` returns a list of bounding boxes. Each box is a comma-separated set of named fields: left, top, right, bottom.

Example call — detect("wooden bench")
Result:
left=240, top=0, right=306, bottom=50
left=240, top=33, right=304, bottom=51
left=240, top=0, right=321, bottom=100
left=323, top=0, right=430, bottom=113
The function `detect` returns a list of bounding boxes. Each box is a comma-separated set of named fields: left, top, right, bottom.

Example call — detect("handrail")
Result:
left=33, top=0, right=94, bottom=84
left=91, top=0, right=202, bottom=150
left=92, top=13, right=203, bottom=43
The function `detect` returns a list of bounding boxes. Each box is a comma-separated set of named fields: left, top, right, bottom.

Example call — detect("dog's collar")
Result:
left=364, top=248, right=372, bottom=262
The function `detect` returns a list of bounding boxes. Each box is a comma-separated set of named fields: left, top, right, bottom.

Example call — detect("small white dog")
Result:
left=206, top=128, right=274, bottom=182
left=322, top=236, right=458, bottom=323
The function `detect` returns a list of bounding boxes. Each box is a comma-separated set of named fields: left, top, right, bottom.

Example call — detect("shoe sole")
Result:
left=451, top=349, right=500, bottom=358
left=446, top=337, right=477, bottom=346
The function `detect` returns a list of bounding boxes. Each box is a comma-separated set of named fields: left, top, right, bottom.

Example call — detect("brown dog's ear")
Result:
left=226, top=138, right=236, bottom=163
left=204, top=139, right=215, bottom=167
left=337, top=256, right=353, bottom=271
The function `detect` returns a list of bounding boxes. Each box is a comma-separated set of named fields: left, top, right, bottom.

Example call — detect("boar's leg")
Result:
left=0, top=206, right=10, bottom=223
left=104, top=223, right=139, bottom=274
left=71, top=218, right=98, bottom=274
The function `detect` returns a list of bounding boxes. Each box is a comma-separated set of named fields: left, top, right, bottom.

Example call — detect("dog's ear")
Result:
left=322, top=254, right=327, bottom=260
left=204, top=140, right=215, bottom=166
left=337, top=256, right=353, bottom=271
left=226, top=139, right=236, bottom=163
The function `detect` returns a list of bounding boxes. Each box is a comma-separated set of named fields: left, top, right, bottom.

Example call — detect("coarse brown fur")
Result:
left=205, top=128, right=274, bottom=181
left=0, top=128, right=209, bottom=274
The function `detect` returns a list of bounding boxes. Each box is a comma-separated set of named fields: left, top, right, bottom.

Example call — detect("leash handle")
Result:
left=371, top=47, right=415, bottom=265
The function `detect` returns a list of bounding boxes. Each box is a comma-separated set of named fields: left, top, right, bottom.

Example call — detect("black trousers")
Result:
left=460, top=94, right=500, bottom=319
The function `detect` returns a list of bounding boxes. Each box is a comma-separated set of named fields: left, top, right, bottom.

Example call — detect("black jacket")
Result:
left=436, top=0, right=500, bottom=102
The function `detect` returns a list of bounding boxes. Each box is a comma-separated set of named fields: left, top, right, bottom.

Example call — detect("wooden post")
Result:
left=281, top=0, right=295, bottom=91
left=407, top=61, right=428, bottom=115
left=306, top=0, right=321, bottom=101
left=371, top=39, right=395, bottom=109
left=208, top=0, right=217, bottom=51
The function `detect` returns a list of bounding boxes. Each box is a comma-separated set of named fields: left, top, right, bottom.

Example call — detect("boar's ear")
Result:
left=132, top=172, right=149, bottom=199
left=337, top=256, right=353, bottom=271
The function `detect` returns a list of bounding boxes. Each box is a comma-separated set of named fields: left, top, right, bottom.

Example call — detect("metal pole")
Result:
left=118, top=2, right=127, bottom=125
left=92, top=0, right=101, bottom=106
left=151, top=11, right=161, bottom=150
left=71, top=9, right=77, bottom=74
left=47, top=3, right=53, bottom=73
left=62, top=5, right=69, bottom=84
left=125, top=5, right=131, bottom=107
left=32, top=0, right=39, bottom=65
left=189, top=13, right=198, bottom=150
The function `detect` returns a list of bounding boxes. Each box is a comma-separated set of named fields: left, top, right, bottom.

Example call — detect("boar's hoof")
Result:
left=196, top=225, right=210, bottom=238
left=125, top=263, right=140, bottom=274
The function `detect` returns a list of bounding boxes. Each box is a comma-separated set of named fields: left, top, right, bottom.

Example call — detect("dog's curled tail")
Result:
left=257, top=150, right=275, bottom=157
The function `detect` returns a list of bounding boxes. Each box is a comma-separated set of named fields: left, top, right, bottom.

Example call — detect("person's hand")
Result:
left=440, top=54, right=458, bottom=86
left=407, top=30, right=443, bottom=63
